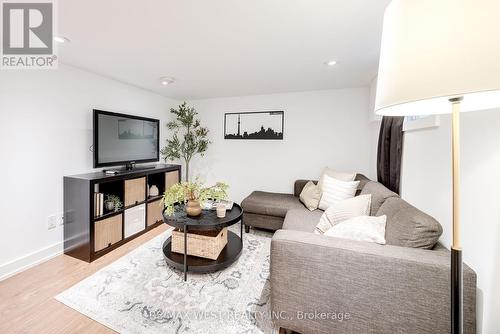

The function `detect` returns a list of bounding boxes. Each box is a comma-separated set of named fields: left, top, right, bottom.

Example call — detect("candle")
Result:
left=216, top=203, right=226, bottom=218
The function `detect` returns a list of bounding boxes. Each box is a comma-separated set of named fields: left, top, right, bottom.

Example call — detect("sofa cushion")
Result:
left=315, top=194, right=372, bottom=234
left=241, top=191, right=304, bottom=217
left=294, top=179, right=318, bottom=197
left=360, top=181, right=399, bottom=215
left=377, top=197, right=443, bottom=249
left=299, top=181, right=321, bottom=211
left=318, top=175, right=359, bottom=210
left=242, top=212, right=284, bottom=231
left=317, top=168, right=356, bottom=191
left=295, top=174, right=371, bottom=197
left=354, top=174, right=371, bottom=195
left=282, top=208, right=323, bottom=233
left=324, top=215, right=387, bottom=245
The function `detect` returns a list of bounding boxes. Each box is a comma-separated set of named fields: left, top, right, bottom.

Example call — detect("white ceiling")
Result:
left=59, top=0, right=390, bottom=100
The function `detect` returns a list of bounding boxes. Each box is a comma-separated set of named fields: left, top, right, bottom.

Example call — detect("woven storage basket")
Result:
left=171, top=227, right=228, bottom=260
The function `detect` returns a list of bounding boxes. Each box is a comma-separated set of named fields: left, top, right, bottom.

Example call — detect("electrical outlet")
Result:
left=47, top=215, right=57, bottom=230
left=57, top=213, right=64, bottom=226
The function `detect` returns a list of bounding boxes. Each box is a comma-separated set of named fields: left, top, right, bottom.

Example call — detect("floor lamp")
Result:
left=374, top=1, right=500, bottom=333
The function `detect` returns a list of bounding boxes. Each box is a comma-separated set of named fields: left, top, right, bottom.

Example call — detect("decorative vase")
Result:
left=185, top=199, right=202, bottom=217
left=150, top=185, right=159, bottom=197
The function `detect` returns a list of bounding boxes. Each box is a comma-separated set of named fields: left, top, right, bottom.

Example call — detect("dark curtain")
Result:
left=377, top=116, right=405, bottom=194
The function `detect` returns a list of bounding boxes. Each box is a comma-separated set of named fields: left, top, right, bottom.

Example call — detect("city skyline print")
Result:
left=224, top=111, right=284, bottom=140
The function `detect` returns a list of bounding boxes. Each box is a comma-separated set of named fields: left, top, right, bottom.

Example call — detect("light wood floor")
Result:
left=0, top=224, right=169, bottom=334
left=0, top=225, right=299, bottom=334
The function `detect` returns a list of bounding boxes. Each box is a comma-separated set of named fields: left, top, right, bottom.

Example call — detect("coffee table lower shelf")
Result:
left=162, top=230, right=242, bottom=278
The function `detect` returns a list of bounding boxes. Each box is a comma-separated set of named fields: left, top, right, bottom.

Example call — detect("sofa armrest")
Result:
left=270, top=230, right=476, bottom=334
left=294, top=179, right=318, bottom=197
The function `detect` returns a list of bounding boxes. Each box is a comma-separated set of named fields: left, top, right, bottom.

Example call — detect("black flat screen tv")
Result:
left=93, top=109, right=160, bottom=168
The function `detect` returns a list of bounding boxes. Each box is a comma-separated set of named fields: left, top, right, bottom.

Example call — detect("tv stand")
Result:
left=64, top=164, right=181, bottom=262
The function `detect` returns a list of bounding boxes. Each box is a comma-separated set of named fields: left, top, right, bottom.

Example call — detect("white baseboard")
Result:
left=0, top=242, right=63, bottom=282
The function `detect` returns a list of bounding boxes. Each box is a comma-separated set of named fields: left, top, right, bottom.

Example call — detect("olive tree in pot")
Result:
left=160, top=102, right=210, bottom=181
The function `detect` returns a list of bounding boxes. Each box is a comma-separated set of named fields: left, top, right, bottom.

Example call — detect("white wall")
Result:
left=0, top=81, right=375, bottom=279
left=185, top=88, right=373, bottom=203
left=400, top=109, right=500, bottom=334
left=368, top=76, right=381, bottom=178
left=0, top=65, right=177, bottom=280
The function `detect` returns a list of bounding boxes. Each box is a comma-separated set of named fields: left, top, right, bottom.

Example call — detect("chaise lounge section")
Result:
left=241, top=191, right=305, bottom=232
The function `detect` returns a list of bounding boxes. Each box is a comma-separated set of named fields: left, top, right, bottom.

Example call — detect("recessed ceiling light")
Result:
left=54, top=36, right=70, bottom=43
left=160, top=77, right=175, bottom=85
left=325, top=60, right=337, bottom=66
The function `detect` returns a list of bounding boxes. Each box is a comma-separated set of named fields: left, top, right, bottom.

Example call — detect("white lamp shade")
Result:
left=375, top=0, right=500, bottom=116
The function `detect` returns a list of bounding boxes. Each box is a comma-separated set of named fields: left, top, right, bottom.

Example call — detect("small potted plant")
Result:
left=162, top=180, right=229, bottom=217
left=105, top=194, right=123, bottom=212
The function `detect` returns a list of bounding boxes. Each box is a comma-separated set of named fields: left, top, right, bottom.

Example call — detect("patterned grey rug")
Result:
left=56, top=226, right=278, bottom=334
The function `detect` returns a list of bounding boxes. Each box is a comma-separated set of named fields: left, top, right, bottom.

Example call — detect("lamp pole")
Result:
left=450, top=96, right=463, bottom=334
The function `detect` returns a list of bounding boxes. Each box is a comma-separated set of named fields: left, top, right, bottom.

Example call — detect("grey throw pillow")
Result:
left=377, top=197, right=443, bottom=249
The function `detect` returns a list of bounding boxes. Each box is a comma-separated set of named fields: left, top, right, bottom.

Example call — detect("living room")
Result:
left=0, top=1, right=499, bottom=333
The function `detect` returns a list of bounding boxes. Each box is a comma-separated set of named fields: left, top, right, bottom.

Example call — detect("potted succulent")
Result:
left=162, top=180, right=229, bottom=217
left=105, top=194, right=123, bottom=212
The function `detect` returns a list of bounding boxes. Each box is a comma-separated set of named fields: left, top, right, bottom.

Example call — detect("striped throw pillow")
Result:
left=318, top=175, right=360, bottom=211
left=315, top=194, right=372, bottom=234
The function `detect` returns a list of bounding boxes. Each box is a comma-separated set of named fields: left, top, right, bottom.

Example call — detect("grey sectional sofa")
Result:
left=242, top=175, right=477, bottom=334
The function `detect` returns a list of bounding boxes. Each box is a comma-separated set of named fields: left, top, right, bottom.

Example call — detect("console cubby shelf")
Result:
left=63, top=164, right=181, bottom=262
left=93, top=210, right=123, bottom=222
left=147, top=195, right=164, bottom=202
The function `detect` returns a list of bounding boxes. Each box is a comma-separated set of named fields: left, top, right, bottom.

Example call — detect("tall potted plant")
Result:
left=160, top=102, right=210, bottom=181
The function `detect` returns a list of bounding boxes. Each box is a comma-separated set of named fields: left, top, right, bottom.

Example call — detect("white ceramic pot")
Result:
left=216, top=203, right=226, bottom=218
left=105, top=200, right=115, bottom=211
left=150, top=185, right=159, bottom=197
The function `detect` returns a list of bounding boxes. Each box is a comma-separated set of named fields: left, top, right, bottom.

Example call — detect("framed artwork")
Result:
left=403, top=115, right=440, bottom=132
left=224, top=111, right=284, bottom=140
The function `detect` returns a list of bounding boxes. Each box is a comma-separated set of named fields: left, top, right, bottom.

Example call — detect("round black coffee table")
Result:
left=162, top=203, right=244, bottom=281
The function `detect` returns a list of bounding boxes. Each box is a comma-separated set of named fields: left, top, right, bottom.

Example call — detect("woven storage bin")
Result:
left=171, top=228, right=228, bottom=260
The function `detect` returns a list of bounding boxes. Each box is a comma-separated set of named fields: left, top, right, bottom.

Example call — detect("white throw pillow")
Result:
left=324, top=215, right=387, bottom=245
left=318, top=175, right=360, bottom=211
left=315, top=194, right=372, bottom=234
left=318, top=168, right=356, bottom=191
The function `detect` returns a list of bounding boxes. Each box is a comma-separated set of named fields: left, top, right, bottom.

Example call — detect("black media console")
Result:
left=63, top=164, right=181, bottom=262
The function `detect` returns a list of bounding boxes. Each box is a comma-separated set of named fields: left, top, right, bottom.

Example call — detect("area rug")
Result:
left=56, top=226, right=278, bottom=334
